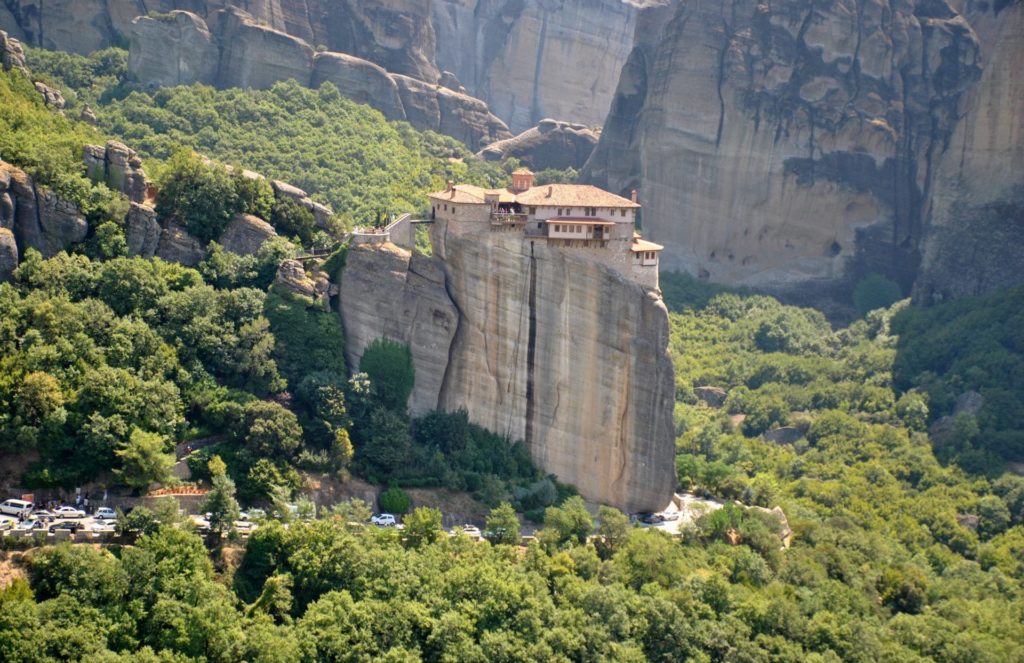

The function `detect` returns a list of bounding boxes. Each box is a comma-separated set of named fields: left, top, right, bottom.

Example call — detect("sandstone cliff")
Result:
left=586, top=0, right=1024, bottom=300
left=431, top=0, right=641, bottom=132
left=339, top=230, right=676, bottom=513
left=127, top=9, right=512, bottom=150
left=915, top=2, right=1024, bottom=301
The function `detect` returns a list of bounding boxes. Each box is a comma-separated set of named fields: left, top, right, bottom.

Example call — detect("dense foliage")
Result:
left=27, top=47, right=576, bottom=230
left=892, top=285, right=1024, bottom=463
left=95, top=80, right=508, bottom=226
left=4, top=44, right=1024, bottom=662
left=0, top=68, right=118, bottom=218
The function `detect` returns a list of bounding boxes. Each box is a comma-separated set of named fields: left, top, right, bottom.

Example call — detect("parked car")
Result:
left=93, top=507, right=117, bottom=520
left=0, top=519, right=14, bottom=531
left=53, top=506, right=86, bottom=519
left=371, top=513, right=397, bottom=527
left=0, top=499, right=33, bottom=519
left=661, top=512, right=680, bottom=522
left=31, top=510, right=57, bottom=523
left=91, top=521, right=116, bottom=533
left=461, top=524, right=482, bottom=538
left=639, top=513, right=664, bottom=525
left=15, top=519, right=46, bottom=532
left=49, top=521, right=84, bottom=534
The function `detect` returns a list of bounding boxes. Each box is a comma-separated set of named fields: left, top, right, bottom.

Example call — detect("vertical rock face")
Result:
left=127, top=10, right=219, bottom=88
left=339, top=226, right=677, bottom=513
left=585, top=0, right=1023, bottom=299
left=431, top=0, right=641, bottom=133
left=1, top=161, right=88, bottom=258
left=340, top=244, right=459, bottom=417
left=437, top=229, right=676, bottom=512
left=915, top=2, right=1024, bottom=301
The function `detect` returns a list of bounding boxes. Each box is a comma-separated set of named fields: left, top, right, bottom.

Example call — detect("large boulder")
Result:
left=0, top=28, right=27, bottom=74
left=0, top=228, right=17, bottom=282
left=128, top=11, right=219, bottom=88
left=478, top=119, right=599, bottom=171
left=275, top=258, right=317, bottom=299
left=311, top=51, right=405, bottom=121
left=220, top=213, right=277, bottom=256
left=124, top=203, right=162, bottom=259
left=393, top=74, right=511, bottom=150
left=155, top=221, right=205, bottom=266
left=84, top=141, right=151, bottom=203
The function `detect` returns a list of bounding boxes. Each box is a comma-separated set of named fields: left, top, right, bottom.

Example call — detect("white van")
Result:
left=0, top=499, right=33, bottom=519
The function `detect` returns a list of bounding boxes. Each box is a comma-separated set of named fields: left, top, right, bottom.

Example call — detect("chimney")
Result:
left=446, top=180, right=454, bottom=192
left=547, top=185, right=553, bottom=197
left=631, top=189, right=638, bottom=204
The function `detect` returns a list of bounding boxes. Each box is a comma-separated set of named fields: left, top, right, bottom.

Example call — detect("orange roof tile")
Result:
left=427, top=184, right=488, bottom=204
left=515, top=184, right=640, bottom=208
left=631, top=238, right=664, bottom=252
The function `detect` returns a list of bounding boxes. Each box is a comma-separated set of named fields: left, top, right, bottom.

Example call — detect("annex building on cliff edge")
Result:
left=428, top=169, right=664, bottom=290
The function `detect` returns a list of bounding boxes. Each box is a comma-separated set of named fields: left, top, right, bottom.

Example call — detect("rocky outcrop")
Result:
left=275, top=259, right=318, bottom=298
left=1, top=28, right=28, bottom=74
left=127, top=9, right=219, bottom=88
left=213, top=8, right=314, bottom=90
left=431, top=0, right=641, bottom=132
left=155, top=221, right=205, bottom=266
left=84, top=141, right=151, bottom=203
left=339, top=218, right=677, bottom=513
left=478, top=119, right=599, bottom=171
left=587, top=0, right=1023, bottom=301
left=0, top=228, right=17, bottom=282
left=311, top=52, right=405, bottom=121
left=124, top=203, right=162, bottom=258
left=127, top=10, right=511, bottom=150
left=33, top=81, right=65, bottom=111
left=1, top=161, right=88, bottom=258
left=220, top=213, right=277, bottom=256
left=270, top=180, right=334, bottom=230
left=340, top=244, right=459, bottom=417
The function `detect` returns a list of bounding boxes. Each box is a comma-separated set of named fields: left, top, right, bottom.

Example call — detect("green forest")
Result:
left=1, top=44, right=1024, bottom=662
left=25, top=47, right=521, bottom=227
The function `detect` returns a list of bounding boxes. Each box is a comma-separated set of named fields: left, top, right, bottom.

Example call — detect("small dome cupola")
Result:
left=510, top=168, right=534, bottom=193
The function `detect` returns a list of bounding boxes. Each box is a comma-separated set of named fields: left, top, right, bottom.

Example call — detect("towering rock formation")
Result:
left=339, top=220, right=676, bottom=513
left=0, top=1, right=641, bottom=134
left=586, top=0, right=1024, bottom=300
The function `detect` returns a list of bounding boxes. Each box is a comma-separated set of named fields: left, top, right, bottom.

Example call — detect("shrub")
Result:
left=359, top=338, right=414, bottom=411
left=271, top=198, right=317, bottom=246
left=156, top=149, right=238, bottom=243
left=378, top=486, right=411, bottom=514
